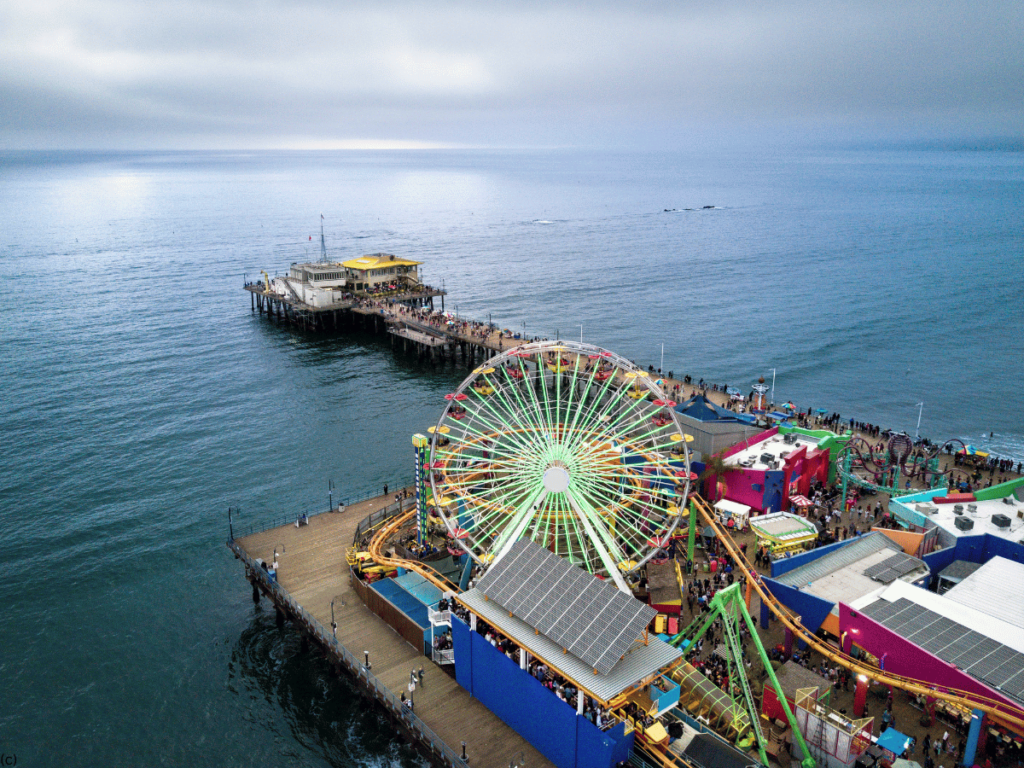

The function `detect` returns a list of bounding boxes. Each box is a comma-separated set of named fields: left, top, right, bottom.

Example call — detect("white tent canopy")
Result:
left=713, top=499, right=751, bottom=529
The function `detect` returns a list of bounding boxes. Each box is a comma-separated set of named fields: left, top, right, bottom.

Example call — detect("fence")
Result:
left=352, top=496, right=416, bottom=545
left=228, top=541, right=469, bottom=768
left=230, top=482, right=414, bottom=540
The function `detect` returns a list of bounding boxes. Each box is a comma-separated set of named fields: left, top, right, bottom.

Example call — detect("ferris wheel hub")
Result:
left=543, top=464, right=571, bottom=493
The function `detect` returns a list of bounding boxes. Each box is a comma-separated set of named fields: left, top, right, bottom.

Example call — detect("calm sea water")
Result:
left=1, top=147, right=1021, bottom=766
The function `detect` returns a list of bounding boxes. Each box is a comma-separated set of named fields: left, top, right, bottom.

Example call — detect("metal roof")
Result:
left=476, top=538, right=656, bottom=675
left=775, top=532, right=901, bottom=587
left=773, top=659, right=834, bottom=699
left=459, top=587, right=681, bottom=703
left=937, top=560, right=983, bottom=582
left=341, top=253, right=422, bottom=270
left=944, top=557, right=1024, bottom=629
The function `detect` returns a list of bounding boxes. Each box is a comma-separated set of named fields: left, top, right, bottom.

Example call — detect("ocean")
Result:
left=1, top=146, right=1021, bottom=766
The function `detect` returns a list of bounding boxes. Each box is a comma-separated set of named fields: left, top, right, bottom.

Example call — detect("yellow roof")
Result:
left=341, top=253, right=422, bottom=271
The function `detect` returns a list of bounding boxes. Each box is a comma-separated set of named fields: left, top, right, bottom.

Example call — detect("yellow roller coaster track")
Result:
left=367, top=508, right=460, bottom=594
left=690, top=495, right=1024, bottom=733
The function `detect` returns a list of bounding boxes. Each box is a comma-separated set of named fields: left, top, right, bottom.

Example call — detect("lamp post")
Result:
left=580, top=324, right=583, bottom=343
left=328, top=479, right=335, bottom=512
left=660, top=343, right=665, bottom=374
left=330, top=598, right=338, bottom=637
left=771, top=368, right=776, bottom=406
left=915, top=402, right=924, bottom=439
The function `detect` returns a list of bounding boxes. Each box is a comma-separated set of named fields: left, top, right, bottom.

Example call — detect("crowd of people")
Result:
left=448, top=608, right=619, bottom=730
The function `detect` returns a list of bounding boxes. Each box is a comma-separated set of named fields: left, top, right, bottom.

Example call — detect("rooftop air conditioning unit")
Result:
left=783, top=433, right=798, bottom=445
left=759, top=453, right=774, bottom=465
left=991, top=514, right=1011, bottom=529
left=954, top=516, right=974, bottom=532
left=1003, top=497, right=1016, bottom=506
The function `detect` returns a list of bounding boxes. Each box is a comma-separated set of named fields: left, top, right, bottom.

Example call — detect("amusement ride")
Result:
left=358, top=341, right=1024, bottom=768
left=836, top=431, right=966, bottom=499
left=427, top=340, right=692, bottom=593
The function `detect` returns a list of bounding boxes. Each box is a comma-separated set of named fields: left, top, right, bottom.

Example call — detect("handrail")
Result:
left=227, top=540, right=469, bottom=767
left=691, top=495, right=1024, bottom=732
left=232, top=483, right=413, bottom=541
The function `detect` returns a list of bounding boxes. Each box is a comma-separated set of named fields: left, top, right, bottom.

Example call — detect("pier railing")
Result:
left=351, top=498, right=416, bottom=546
left=231, top=482, right=414, bottom=540
left=228, top=541, right=470, bottom=768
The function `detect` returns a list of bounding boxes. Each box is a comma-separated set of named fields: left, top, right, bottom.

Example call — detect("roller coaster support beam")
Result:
left=963, top=709, right=984, bottom=767
left=687, top=500, right=697, bottom=569
left=671, top=583, right=816, bottom=768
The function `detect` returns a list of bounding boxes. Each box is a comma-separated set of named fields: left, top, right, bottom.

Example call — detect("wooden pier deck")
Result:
left=232, top=493, right=553, bottom=768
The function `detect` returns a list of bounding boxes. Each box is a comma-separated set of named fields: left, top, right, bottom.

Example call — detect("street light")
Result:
left=328, top=479, right=335, bottom=512
left=771, top=368, right=776, bottom=406
left=915, top=402, right=924, bottom=439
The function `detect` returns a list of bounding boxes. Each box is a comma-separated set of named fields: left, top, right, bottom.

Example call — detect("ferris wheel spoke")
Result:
left=491, top=487, right=550, bottom=566
left=564, top=486, right=630, bottom=592
left=572, top=472, right=677, bottom=548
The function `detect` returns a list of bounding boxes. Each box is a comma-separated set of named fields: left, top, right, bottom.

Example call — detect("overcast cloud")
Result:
left=1, top=0, right=1021, bottom=148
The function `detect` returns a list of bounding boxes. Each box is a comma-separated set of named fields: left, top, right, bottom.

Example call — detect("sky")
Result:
left=1, top=0, right=1021, bottom=149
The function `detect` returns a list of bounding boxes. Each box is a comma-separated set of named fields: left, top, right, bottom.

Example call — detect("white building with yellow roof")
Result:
left=340, top=253, right=422, bottom=292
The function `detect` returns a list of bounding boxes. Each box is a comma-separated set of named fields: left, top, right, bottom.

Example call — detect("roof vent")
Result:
left=954, top=516, right=974, bottom=532
left=992, top=514, right=1011, bottom=529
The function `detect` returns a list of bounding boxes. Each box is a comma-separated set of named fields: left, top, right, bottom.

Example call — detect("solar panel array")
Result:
left=476, top=538, right=656, bottom=675
left=861, top=598, right=1024, bottom=703
left=863, top=553, right=925, bottom=584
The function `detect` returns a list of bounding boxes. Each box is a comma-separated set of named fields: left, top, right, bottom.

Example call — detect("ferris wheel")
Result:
left=427, top=340, right=693, bottom=592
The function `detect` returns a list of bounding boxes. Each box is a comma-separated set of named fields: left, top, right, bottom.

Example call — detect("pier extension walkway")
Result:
left=230, top=493, right=553, bottom=768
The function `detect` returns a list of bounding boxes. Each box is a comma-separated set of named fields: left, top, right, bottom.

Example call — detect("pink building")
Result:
left=706, top=427, right=831, bottom=514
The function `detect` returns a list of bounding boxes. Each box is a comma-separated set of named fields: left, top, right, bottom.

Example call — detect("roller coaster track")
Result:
left=690, top=495, right=1024, bottom=732
left=366, top=508, right=460, bottom=594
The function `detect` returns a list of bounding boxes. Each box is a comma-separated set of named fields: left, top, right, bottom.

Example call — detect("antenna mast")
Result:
left=319, top=213, right=327, bottom=263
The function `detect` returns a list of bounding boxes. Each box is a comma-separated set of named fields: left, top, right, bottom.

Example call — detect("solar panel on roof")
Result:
left=885, top=602, right=931, bottom=634
left=902, top=613, right=944, bottom=642
left=476, top=538, right=656, bottom=675
left=894, top=557, right=923, bottom=576
left=866, top=599, right=1024, bottom=707
left=860, top=599, right=903, bottom=622
left=865, top=554, right=923, bottom=583
left=971, top=645, right=1018, bottom=679
left=920, top=623, right=972, bottom=654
